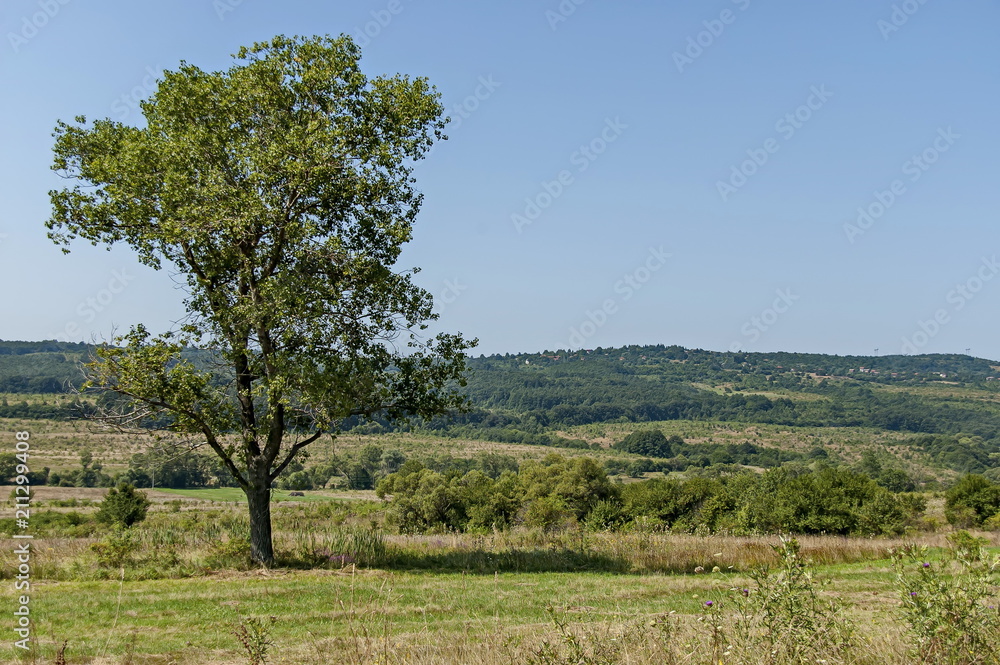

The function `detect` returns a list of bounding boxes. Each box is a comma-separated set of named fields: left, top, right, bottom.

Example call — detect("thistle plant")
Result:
left=891, top=542, right=1000, bottom=665
left=232, top=615, right=277, bottom=665
left=726, top=537, right=855, bottom=664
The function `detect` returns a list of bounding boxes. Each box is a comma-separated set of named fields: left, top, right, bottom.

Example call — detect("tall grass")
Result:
left=2, top=510, right=993, bottom=581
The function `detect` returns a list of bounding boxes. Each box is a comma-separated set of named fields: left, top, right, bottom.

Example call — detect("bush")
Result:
left=984, top=513, right=1000, bottom=532
left=378, top=455, right=618, bottom=534
left=96, top=484, right=151, bottom=528
left=945, top=474, right=1000, bottom=526
left=519, top=455, right=618, bottom=521
left=232, top=615, right=276, bottom=665
left=613, top=430, right=679, bottom=458
left=583, top=500, right=623, bottom=532
left=891, top=543, right=1000, bottom=664
left=91, top=529, right=140, bottom=568
left=523, top=495, right=575, bottom=532
left=877, top=468, right=917, bottom=493
left=277, top=470, right=314, bottom=491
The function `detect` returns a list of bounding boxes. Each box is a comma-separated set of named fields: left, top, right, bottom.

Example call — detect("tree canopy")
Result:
left=47, top=34, right=475, bottom=565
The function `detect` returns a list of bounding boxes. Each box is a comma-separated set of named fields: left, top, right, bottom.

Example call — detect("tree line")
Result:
left=374, top=452, right=937, bottom=537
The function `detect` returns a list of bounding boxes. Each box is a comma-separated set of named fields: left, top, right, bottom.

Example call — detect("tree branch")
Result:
left=269, top=430, right=324, bottom=482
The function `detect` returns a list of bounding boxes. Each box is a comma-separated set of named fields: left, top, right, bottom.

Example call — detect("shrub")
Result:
left=376, top=467, right=467, bottom=533
left=277, top=470, right=314, bottom=491
left=465, top=471, right=521, bottom=531
left=8, top=486, right=35, bottom=503
left=891, top=543, right=1000, bottom=664
left=584, top=500, right=625, bottom=531
left=96, top=484, right=151, bottom=528
left=984, top=513, right=1000, bottom=532
left=519, top=455, right=618, bottom=521
left=613, top=430, right=678, bottom=458
left=877, top=468, right=917, bottom=493
left=523, top=495, right=574, bottom=532
left=620, top=478, right=687, bottom=526
left=946, top=530, right=989, bottom=562
left=91, top=529, right=140, bottom=568
left=945, top=474, right=1000, bottom=526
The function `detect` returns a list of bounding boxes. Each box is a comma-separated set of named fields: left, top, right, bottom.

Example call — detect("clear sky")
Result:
left=2, top=0, right=998, bottom=359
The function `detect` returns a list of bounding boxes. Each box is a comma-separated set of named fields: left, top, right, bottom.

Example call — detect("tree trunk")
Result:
left=246, top=479, right=274, bottom=567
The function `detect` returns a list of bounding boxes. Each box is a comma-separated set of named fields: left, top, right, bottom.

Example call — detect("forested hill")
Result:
left=446, top=346, right=1000, bottom=438
left=0, top=340, right=92, bottom=393
left=4, top=340, right=1000, bottom=441
left=467, top=345, right=1000, bottom=387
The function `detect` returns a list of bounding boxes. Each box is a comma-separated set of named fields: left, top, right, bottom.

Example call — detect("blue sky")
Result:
left=1, top=0, right=998, bottom=359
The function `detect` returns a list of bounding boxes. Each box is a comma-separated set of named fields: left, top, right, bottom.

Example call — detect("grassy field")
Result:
left=1, top=475, right=997, bottom=664
left=153, top=488, right=356, bottom=503
left=2, top=414, right=997, bottom=663
left=1, top=525, right=996, bottom=664
left=0, top=562, right=897, bottom=664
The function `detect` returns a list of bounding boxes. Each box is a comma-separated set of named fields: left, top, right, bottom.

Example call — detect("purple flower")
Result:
left=704, top=601, right=713, bottom=607
left=329, top=554, right=356, bottom=565
left=316, top=549, right=356, bottom=566
left=922, top=562, right=930, bottom=568
left=910, top=592, right=918, bottom=596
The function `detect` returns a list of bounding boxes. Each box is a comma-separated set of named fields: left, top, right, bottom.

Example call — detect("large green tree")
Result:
left=46, top=35, right=474, bottom=565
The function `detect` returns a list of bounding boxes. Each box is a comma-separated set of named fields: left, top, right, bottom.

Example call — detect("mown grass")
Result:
left=0, top=558, right=895, bottom=663
left=154, top=488, right=347, bottom=503
left=5, top=543, right=995, bottom=664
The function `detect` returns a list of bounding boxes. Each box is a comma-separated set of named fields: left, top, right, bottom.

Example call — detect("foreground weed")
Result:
left=725, top=537, right=856, bottom=664
left=90, top=529, right=140, bottom=568
left=527, top=606, right=621, bottom=665
left=891, top=542, right=1000, bottom=665
left=120, top=629, right=138, bottom=665
left=527, top=605, right=677, bottom=665
left=946, top=530, right=989, bottom=562
left=232, top=615, right=277, bottom=665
